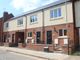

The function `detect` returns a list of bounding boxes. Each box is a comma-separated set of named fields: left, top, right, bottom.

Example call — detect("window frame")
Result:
left=5, top=22, right=9, bottom=28
left=50, top=8, right=62, bottom=19
left=28, top=32, right=32, bottom=37
left=30, top=15, right=37, bottom=24
left=17, top=18, right=23, bottom=26
left=59, top=29, right=67, bottom=36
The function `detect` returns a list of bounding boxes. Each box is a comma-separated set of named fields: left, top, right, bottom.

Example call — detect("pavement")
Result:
left=65, top=56, right=80, bottom=60
left=0, top=46, right=72, bottom=60
left=0, top=46, right=70, bottom=60
left=0, top=49, right=46, bottom=60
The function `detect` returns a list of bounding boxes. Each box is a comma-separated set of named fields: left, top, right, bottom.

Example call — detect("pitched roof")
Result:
left=10, top=0, right=70, bottom=20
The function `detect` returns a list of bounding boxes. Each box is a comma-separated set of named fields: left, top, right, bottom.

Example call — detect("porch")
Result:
left=3, top=31, right=25, bottom=47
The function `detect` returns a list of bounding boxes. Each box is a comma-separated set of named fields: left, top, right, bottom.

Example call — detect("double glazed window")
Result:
left=17, top=18, right=23, bottom=26
left=28, top=32, right=32, bottom=37
left=30, top=15, right=37, bottom=23
left=5, top=22, right=9, bottom=28
left=50, top=8, right=61, bottom=18
left=59, top=29, right=67, bottom=36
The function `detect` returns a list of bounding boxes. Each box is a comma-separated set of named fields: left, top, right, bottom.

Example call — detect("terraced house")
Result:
left=0, top=12, right=14, bottom=45
left=3, top=0, right=80, bottom=54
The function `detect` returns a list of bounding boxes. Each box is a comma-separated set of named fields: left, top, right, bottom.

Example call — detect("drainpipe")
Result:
left=42, top=9, right=49, bottom=51
left=71, top=0, right=78, bottom=53
left=42, top=9, right=45, bottom=44
left=65, top=0, right=69, bottom=54
left=25, top=15, right=27, bottom=44
left=67, top=0, right=77, bottom=54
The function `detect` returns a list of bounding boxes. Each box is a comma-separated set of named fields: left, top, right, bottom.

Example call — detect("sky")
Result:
left=0, top=0, right=58, bottom=17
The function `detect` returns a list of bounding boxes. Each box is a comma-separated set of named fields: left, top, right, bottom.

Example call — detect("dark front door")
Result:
left=36, top=31, right=41, bottom=44
left=12, top=34, right=14, bottom=43
left=47, top=31, right=52, bottom=44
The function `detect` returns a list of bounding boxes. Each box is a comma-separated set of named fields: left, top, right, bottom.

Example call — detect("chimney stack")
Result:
left=3, top=11, right=14, bottom=22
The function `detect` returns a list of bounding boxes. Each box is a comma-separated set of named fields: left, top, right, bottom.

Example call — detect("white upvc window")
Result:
left=17, top=18, right=23, bottom=26
left=50, top=8, right=62, bottom=18
left=30, top=15, right=37, bottom=24
left=59, top=29, right=67, bottom=36
left=28, top=32, right=32, bottom=37
left=5, top=22, right=9, bottom=28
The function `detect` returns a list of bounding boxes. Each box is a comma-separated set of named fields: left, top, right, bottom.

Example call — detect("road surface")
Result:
left=0, top=50, right=47, bottom=60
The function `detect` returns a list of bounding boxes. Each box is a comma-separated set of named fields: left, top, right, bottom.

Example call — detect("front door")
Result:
left=47, top=31, right=52, bottom=44
left=36, top=31, right=41, bottom=44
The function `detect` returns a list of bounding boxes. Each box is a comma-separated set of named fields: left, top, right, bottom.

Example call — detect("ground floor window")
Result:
left=28, top=32, right=32, bottom=37
left=59, top=29, right=67, bottom=36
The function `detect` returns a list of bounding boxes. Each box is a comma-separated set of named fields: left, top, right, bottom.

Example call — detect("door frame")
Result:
left=46, top=30, right=52, bottom=44
left=36, top=31, right=41, bottom=44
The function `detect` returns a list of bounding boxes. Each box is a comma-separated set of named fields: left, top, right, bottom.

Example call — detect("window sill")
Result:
left=34, top=44, right=52, bottom=46
left=27, top=37, right=32, bottom=39
left=58, top=36, right=68, bottom=39
left=30, top=21, right=38, bottom=25
left=17, top=24, right=23, bottom=27
left=50, top=16, right=63, bottom=20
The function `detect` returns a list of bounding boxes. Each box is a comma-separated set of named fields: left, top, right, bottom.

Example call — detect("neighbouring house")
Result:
left=0, top=12, right=14, bottom=45
left=74, top=0, right=80, bottom=49
left=3, top=0, right=80, bottom=54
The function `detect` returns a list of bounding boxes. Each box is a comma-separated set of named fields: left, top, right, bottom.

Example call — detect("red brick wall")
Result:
left=25, top=23, right=79, bottom=53
left=3, top=23, right=79, bottom=53
left=0, top=20, right=3, bottom=42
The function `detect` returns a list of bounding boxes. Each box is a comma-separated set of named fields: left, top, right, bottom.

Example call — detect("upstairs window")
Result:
left=17, top=18, right=23, bottom=26
left=30, top=15, right=37, bottom=23
left=50, top=8, right=62, bottom=18
left=59, top=29, right=67, bottom=36
left=5, top=22, right=9, bottom=28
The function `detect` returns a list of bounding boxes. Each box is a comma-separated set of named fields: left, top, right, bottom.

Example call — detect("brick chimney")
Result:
left=3, top=11, right=14, bottom=22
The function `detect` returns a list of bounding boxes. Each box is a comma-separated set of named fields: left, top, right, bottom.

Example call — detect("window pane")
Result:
left=53, top=9, right=57, bottom=18
left=34, top=16, right=37, bottom=21
left=6, top=23, right=9, bottom=28
left=58, top=8, right=61, bottom=17
left=17, top=18, right=23, bottom=25
left=28, top=33, right=29, bottom=37
left=64, top=30, right=67, bottom=36
left=20, top=20, right=23, bottom=24
left=50, top=10, right=54, bottom=18
left=59, top=29, right=63, bottom=36
left=30, top=32, right=32, bottom=37
left=30, top=15, right=37, bottom=23
left=28, top=32, right=32, bottom=37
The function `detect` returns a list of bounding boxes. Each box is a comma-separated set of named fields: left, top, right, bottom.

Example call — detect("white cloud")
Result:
left=11, top=0, right=58, bottom=12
